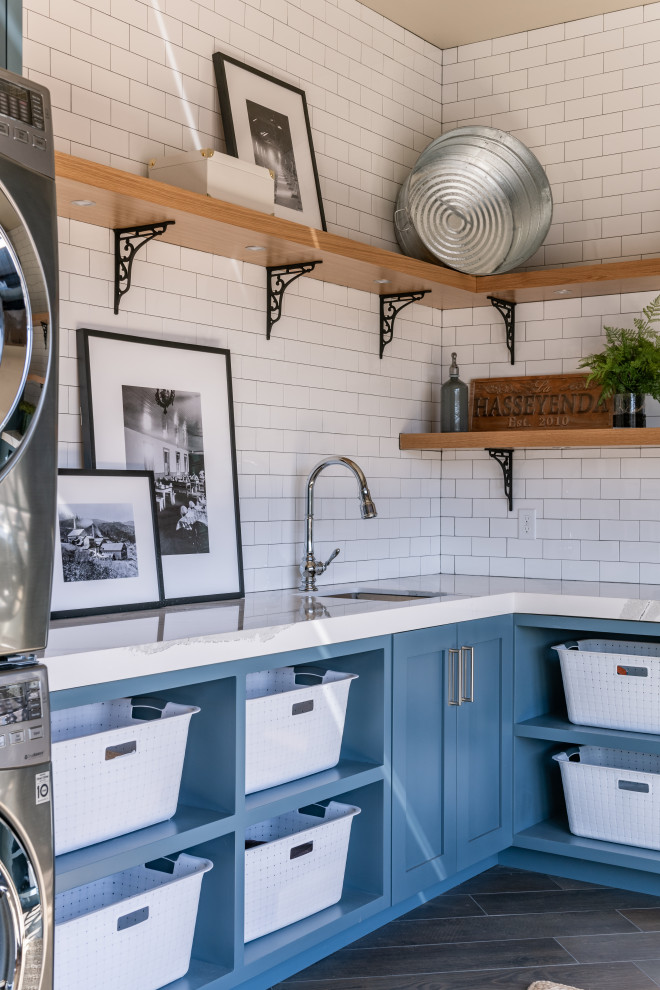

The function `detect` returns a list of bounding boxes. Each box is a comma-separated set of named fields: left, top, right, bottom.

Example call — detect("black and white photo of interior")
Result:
left=246, top=100, right=302, bottom=212
left=122, top=385, right=208, bottom=556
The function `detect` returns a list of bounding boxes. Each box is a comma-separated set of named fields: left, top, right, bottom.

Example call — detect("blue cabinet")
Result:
left=455, top=617, right=513, bottom=872
left=392, top=624, right=458, bottom=902
left=392, top=616, right=513, bottom=902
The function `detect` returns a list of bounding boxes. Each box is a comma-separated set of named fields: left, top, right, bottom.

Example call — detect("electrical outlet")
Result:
left=518, top=508, right=536, bottom=540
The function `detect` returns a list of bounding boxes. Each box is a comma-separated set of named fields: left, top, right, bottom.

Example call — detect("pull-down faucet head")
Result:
left=360, top=491, right=377, bottom=519
left=300, top=456, right=378, bottom=593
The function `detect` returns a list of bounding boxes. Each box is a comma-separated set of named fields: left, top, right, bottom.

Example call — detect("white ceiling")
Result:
left=358, top=0, right=649, bottom=49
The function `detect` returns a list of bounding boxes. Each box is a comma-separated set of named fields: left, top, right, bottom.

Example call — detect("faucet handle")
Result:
left=324, top=548, right=340, bottom=569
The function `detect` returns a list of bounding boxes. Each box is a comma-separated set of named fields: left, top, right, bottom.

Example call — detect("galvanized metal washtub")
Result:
left=394, top=126, right=553, bottom=275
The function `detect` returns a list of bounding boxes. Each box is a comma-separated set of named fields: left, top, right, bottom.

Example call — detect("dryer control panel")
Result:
left=0, top=663, right=50, bottom=768
left=0, top=69, right=54, bottom=179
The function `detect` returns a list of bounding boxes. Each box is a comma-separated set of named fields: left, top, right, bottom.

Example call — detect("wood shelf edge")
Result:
left=54, top=152, right=660, bottom=310
left=480, top=256, right=660, bottom=299
left=54, top=152, right=478, bottom=308
left=400, top=428, right=660, bottom=450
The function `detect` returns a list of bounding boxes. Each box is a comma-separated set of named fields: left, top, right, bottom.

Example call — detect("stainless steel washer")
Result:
left=0, top=67, right=58, bottom=658
left=0, top=662, right=52, bottom=990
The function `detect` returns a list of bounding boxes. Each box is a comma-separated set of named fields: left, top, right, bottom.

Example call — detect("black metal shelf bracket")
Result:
left=488, top=296, right=516, bottom=365
left=380, top=290, right=430, bottom=358
left=267, top=262, right=322, bottom=339
left=486, top=448, right=514, bottom=511
left=114, top=221, right=175, bottom=314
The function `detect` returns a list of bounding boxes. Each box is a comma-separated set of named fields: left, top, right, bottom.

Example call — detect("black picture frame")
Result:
left=213, top=51, right=327, bottom=232
left=51, top=469, right=165, bottom=620
left=77, top=329, right=245, bottom=606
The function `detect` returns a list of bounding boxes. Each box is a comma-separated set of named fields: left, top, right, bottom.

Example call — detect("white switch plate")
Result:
left=518, top=508, right=536, bottom=540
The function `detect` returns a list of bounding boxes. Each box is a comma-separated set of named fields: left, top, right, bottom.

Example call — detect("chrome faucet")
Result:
left=300, top=456, right=377, bottom=593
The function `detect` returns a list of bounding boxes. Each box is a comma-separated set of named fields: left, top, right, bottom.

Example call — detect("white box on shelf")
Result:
left=244, top=800, right=360, bottom=942
left=51, top=697, right=199, bottom=855
left=553, top=639, right=660, bottom=733
left=245, top=665, right=358, bottom=794
left=148, top=149, right=275, bottom=214
left=555, top=746, right=660, bottom=850
left=55, top=854, right=212, bottom=990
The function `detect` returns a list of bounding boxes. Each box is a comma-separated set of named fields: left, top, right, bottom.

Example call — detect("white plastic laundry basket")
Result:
left=553, top=639, right=660, bottom=733
left=245, top=666, right=357, bottom=794
left=554, top=746, right=660, bottom=849
left=54, top=853, right=212, bottom=990
left=244, top=800, right=360, bottom=942
left=51, top=696, right=200, bottom=854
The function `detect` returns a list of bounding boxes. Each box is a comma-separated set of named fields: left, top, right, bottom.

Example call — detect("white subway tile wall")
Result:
left=56, top=216, right=443, bottom=592
left=24, top=0, right=443, bottom=252
left=438, top=8, right=660, bottom=585
left=442, top=4, right=660, bottom=268
left=23, top=0, right=660, bottom=588
left=437, top=293, right=660, bottom=584
left=27, top=0, right=445, bottom=592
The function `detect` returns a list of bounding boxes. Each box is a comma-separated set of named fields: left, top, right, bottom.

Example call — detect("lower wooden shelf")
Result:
left=515, top=714, right=660, bottom=753
left=400, top=427, right=660, bottom=450
left=514, top=816, right=660, bottom=873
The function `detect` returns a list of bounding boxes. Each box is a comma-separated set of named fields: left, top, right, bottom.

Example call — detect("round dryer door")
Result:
left=0, top=189, right=51, bottom=474
left=0, top=817, right=45, bottom=990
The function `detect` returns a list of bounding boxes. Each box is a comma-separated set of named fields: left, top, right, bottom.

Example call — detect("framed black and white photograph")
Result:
left=51, top=470, right=164, bottom=619
left=213, top=52, right=326, bottom=231
left=77, top=330, right=244, bottom=605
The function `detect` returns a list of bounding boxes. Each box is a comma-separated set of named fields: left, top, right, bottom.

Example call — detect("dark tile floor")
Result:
left=275, top=865, right=660, bottom=990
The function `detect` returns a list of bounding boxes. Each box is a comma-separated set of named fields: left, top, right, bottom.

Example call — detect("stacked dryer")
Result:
left=0, top=64, right=59, bottom=990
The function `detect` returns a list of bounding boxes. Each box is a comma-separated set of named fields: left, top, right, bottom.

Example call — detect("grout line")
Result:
left=466, top=893, right=486, bottom=914
left=552, top=937, right=581, bottom=965
left=633, top=961, right=660, bottom=988
left=620, top=908, right=647, bottom=933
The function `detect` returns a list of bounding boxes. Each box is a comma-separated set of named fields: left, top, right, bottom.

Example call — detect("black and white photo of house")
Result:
left=122, top=385, right=209, bottom=556
left=246, top=99, right=302, bottom=212
left=59, top=502, right=138, bottom=582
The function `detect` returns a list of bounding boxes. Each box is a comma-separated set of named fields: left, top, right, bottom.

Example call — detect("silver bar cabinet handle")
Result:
left=460, top=646, right=474, bottom=703
left=448, top=648, right=462, bottom=706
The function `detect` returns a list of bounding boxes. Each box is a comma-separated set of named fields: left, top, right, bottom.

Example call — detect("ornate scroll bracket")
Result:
left=488, top=296, right=516, bottom=365
left=114, top=221, right=175, bottom=314
left=379, top=291, right=430, bottom=358
left=267, top=262, right=322, bottom=339
left=486, top=448, right=514, bottom=511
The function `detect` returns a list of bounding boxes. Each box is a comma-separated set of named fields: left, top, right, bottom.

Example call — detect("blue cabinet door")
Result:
left=392, top=625, right=458, bottom=903
left=456, top=616, right=514, bottom=872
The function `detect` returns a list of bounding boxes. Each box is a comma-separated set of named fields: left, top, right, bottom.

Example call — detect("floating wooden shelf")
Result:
left=400, top=428, right=660, bottom=450
left=54, top=152, right=476, bottom=310
left=54, top=152, right=660, bottom=311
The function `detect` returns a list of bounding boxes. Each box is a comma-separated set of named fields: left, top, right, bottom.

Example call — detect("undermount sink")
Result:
left=321, top=590, right=446, bottom=602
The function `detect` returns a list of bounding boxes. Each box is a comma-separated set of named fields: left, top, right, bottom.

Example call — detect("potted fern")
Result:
left=579, top=294, right=660, bottom=427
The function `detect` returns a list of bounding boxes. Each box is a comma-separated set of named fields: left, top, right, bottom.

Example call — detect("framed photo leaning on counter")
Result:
left=51, top=469, right=164, bottom=619
left=77, top=330, right=244, bottom=605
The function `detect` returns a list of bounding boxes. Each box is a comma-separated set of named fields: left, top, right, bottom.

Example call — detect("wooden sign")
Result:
left=469, top=374, right=611, bottom=432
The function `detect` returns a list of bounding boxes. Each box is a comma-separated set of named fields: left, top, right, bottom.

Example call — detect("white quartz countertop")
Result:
left=43, top=574, right=660, bottom=692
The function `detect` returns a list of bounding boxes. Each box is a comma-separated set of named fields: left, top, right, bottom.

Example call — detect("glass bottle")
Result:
left=440, top=352, right=468, bottom=432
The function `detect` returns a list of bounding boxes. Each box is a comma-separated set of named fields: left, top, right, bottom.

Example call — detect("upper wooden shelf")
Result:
left=54, top=152, right=660, bottom=311
left=400, top=428, right=660, bottom=450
